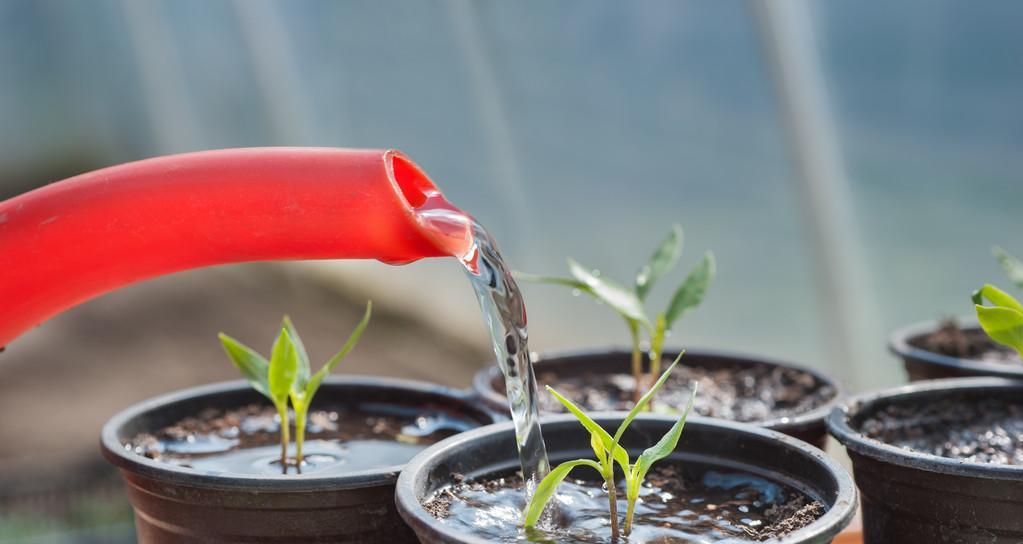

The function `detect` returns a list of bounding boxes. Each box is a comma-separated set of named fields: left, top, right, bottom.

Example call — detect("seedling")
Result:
left=970, top=248, right=1023, bottom=358
left=218, top=302, right=372, bottom=469
left=518, top=225, right=714, bottom=401
left=524, top=351, right=696, bottom=538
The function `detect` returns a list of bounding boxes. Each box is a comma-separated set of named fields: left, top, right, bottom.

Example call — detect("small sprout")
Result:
left=218, top=302, right=372, bottom=471
left=524, top=351, right=697, bottom=538
left=517, top=225, right=714, bottom=402
left=973, top=284, right=1023, bottom=358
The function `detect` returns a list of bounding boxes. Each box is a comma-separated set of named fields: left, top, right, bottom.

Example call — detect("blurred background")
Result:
left=1, top=0, right=1021, bottom=541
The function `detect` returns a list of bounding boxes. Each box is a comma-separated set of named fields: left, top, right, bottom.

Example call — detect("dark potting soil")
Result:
left=860, top=395, right=1023, bottom=465
left=534, top=364, right=835, bottom=423
left=909, top=319, right=1020, bottom=364
left=424, top=463, right=824, bottom=543
left=125, top=403, right=479, bottom=475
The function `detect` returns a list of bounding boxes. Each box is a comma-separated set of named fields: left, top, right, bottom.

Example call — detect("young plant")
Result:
left=218, top=302, right=372, bottom=469
left=970, top=247, right=1023, bottom=359
left=518, top=225, right=714, bottom=401
left=973, top=284, right=1023, bottom=358
left=524, top=351, right=697, bottom=538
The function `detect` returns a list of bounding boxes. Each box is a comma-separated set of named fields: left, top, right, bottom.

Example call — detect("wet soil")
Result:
left=910, top=319, right=1020, bottom=364
left=531, top=364, right=835, bottom=423
left=126, top=402, right=479, bottom=475
left=859, top=395, right=1023, bottom=465
left=423, top=463, right=824, bottom=543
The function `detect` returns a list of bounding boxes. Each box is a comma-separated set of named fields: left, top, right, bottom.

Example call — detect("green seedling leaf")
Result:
left=994, top=247, right=1023, bottom=291
left=632, top=382, right=697, bottom=484
left=269, top=328, right=300, bottom=405
left=975, top=305, right=1023, bottom=355
left=303, top=302, right=372, bottom=399
left=635, top=225, right=683, bottom=301
left=665, top=251, right=715, bottom=328
left=218, top=333, right=271, bottom=400
left=974, top=284, right=1023, bottom=314
left=547, top=386, right=630, bottom=470
left=567, top=259, right=650, bottom=328
left=524, top=459, right=603, bottom=528
left=613, top=352, right=685, bottom=445
left=514, top=272, right=593, bottom=293
left=282, top=315, right=310, bottom=393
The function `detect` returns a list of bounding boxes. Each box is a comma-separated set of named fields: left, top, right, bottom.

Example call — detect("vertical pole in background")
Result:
left=751, top=0, right=883, bottom=390
left=118, top=0, right=200, bottom=154
left=443, top=0, right=534, bottom=261
left=232, top=0, right=322, bottom=145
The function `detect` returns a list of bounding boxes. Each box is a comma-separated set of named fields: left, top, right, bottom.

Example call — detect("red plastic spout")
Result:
left=0, top=147, right=473, bottom=348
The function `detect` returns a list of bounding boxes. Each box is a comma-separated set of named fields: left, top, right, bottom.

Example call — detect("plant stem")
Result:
left=629, top=324, right=643, bottom=404
left=649, top=347, right=661, bottom=385
left=276, top=402, right=290, bottom=472
left=606, top=474, right=620, bottom=540
left=624, top=494, right=637, bottom=536
left=295, top=406, right=307, bottom=470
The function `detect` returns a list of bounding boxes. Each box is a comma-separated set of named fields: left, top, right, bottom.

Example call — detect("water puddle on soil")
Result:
left=126, top=403, right=479, bottom=476
left=426, top=462, right=824, bottom=543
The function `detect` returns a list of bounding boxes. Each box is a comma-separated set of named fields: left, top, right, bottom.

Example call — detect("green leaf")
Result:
left=994, top=247, right=1023, bottom=291
left=975, top=284, right=1023, bottom=314
left=523, top=459, right=603, bottom=528
left=589, top=432, right=605, bottom=461
left=304, top=302, right=372, bottom=399
left=632, top=383, right=697, bottom=484
left=282, top=315, right=310, bottom=393
left=612, top=351, right=685, bottom=445
left=664, top=251, right=715, bottom=328
left=218, top=333, right=271, bottom=400
left=975, top=305, right=1023, bottom=355
left=269, top=328, right=299, bottom=405
left=513, top=272, right=593, bottom=293
left=635, top=225, right=683, bottom=301
left=567, top=259, right=650, bottom=328
left=546, top=386, right=630, bottom=470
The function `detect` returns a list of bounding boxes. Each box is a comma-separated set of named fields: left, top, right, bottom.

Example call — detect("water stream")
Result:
left=418, top=204, right=551, bottom=497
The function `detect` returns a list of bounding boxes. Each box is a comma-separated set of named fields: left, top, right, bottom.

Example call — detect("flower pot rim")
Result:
left=888, top=316, right=1023, bottom=378
left=101, top=375, right=497, bottom=492
left=396, top=412, right=857, bottom=544
left=828, top=376, right=1023, bottom=481
left=472, top=346, right=844, bottom=433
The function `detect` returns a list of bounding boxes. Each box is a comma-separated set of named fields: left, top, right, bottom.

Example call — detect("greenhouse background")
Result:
left=1, top=0, right=1021, bottom=541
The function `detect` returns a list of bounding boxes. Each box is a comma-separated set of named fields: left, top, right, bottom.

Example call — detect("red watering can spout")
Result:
left=0, top=147, right=473, bottom=348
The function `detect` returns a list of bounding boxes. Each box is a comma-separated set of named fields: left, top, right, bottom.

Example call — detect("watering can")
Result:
left=0, top=147, right=473, bottom=349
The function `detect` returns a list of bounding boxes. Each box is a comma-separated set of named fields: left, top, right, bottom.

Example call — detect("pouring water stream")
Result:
left=418, top=205, right=551, bottom=497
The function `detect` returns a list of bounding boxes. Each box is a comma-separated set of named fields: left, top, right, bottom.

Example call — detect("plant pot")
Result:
left=101, top=376, right=500, bottom=543
left=472, top=348, right=841, bottom=449
left=396, top=414, right=856, bottom=543
left=828, top=378, right=1023, bottom=544
left=889, top=317, right=1023, bottom=381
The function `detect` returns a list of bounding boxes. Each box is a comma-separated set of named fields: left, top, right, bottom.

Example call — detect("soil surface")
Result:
left=127, top=402, right=478, bottom=475
left=859, top=395, right=1023, bottom=465
left=532, top=364, right=835, bottom=423
left=424, top=463, right=824, bottom=543
left=910, top=319, right=1020, bottom=364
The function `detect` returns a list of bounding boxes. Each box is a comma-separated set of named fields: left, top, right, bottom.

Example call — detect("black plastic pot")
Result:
left=101, top=376, right=500, bottom=543
left=472, top=348, right=842, bottom=449
left=889, top=317, right=1023, bottom=381
left=828, top=378, right=1023, bottom=544
left=396, top=414, right=857, bottom=544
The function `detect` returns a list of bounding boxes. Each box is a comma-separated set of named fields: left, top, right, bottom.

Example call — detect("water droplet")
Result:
left=505, top=334, right=519, bottom=355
